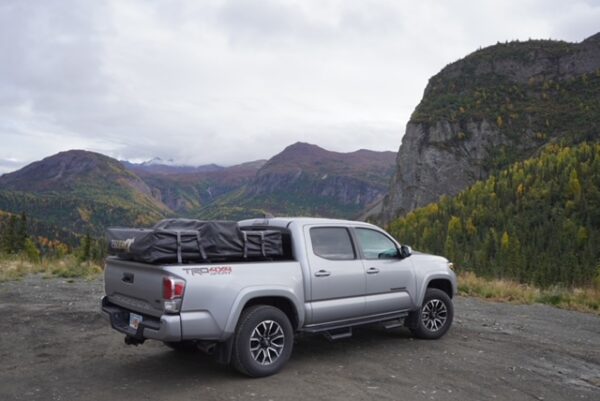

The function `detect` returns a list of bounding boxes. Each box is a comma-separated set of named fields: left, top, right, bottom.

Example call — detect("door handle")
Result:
left=314, top=269, right=331, bottom=277
left=366, top=267, right=380, bottom=274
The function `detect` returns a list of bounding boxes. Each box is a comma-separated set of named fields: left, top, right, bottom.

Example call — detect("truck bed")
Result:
left=103, top=256, right=305, bottom=342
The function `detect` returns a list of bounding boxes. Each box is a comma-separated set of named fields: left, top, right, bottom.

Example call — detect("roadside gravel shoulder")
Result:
left=0, top=276, right=598, bottom=401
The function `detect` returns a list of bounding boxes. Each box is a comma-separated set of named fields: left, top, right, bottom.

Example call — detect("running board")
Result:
left=382, top=318, right=405, bottom=330
left=302, top=311, right=409, bottom=334
left=323, top=328, right=353, bottom=341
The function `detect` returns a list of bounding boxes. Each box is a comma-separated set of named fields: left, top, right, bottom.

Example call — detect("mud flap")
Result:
left=404, top=310, right=419, bottom=329
left=215, top=337, right=234, bottom=365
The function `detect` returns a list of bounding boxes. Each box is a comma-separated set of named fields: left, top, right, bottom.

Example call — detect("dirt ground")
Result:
left=0, top=276, right=598, bottom=401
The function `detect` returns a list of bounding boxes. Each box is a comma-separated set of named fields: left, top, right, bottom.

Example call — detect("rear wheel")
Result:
left=231, top=305, right=294, bottom=377
left=410, top=288, right=453, bottom=339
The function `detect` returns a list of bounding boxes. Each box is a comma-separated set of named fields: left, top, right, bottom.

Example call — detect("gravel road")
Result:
left=0, top=276, right=598, bottom=401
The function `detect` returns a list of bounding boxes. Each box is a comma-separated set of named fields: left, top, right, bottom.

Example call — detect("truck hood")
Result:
left=410, top=251, right=449, bottom=267
left=410, top=251, right=448, bottom=263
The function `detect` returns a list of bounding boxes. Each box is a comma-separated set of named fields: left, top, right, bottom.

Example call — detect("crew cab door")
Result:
left=354, top=228, right=415, bottom=315
left=304, top=226, right=366, bottom=325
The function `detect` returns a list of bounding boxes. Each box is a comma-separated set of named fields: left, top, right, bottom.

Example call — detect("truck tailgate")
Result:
left=104, top=257, right=173, bottom=317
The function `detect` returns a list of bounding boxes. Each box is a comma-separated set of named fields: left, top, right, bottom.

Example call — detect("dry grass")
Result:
left=0, top=255, right=102, bottom=282
left=458, top=271, right=600, bottom=315
left=1, top=255, right=598, bottom=315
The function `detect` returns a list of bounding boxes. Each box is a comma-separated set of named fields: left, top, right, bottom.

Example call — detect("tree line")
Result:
left=0, top=212, right=106, bottom=264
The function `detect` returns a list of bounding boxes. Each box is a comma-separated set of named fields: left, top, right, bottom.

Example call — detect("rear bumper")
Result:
left=101, top=296, right=181, bottom=342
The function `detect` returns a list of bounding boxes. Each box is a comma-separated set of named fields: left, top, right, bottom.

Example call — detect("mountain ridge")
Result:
left=0, top=143, right=396, bottom=237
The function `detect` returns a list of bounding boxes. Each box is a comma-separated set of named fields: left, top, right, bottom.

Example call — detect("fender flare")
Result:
left=416, top=272, right=457, bottom=307
left=221, top=286, right=304, bottom=339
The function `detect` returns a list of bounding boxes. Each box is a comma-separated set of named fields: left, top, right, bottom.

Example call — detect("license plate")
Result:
left=129, top=312, right=143, bottom=330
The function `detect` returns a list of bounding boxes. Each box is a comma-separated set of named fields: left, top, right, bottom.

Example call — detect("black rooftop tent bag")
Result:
left=107, top=219, right=283, bottom=264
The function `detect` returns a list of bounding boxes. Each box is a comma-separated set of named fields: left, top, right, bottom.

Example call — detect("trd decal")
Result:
left=182, top=266, right=232, bottom=276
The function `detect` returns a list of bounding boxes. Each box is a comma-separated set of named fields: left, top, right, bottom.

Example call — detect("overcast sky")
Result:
left=1, top=0, right=599, bottom=173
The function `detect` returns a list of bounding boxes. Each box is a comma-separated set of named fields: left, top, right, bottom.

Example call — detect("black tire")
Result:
left=231, top=305, right=294, bottom=377
left=410, top=288, right=454, bottom=339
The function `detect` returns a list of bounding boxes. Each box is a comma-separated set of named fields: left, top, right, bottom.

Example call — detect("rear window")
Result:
left=310, top=227, right=356, bottom=260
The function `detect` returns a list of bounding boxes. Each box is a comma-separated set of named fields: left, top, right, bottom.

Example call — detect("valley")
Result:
left=1, top=33, right=599, bottom=296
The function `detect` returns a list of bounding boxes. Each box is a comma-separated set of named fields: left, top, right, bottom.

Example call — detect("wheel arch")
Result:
left=223, top=287, right=303, bottom=338
left=416, top=273, right=456, bottom=308
left=243, top=297, right=299, bottom=330
left=427, top=279, right=453, bottom=299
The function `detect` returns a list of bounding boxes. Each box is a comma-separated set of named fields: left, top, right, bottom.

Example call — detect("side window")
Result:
left=356, top=228, right=399, bottom=260
left=310, top=227, right=356, bottom=260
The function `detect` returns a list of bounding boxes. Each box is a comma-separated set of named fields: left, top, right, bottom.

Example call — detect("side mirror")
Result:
left=400, top=245, right=412, bottom=258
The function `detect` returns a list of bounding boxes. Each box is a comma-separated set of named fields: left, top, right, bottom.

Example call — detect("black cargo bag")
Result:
left=107, top=227, right=207, bottom=263
left=106, top=227, right=155, bottom=260
left=241, top=229, right=284, bottom=259
left=107, top=219, right=283, bottom=264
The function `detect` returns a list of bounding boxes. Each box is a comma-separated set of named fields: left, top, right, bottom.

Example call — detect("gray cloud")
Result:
left=0, top=0, right=598, bottom=172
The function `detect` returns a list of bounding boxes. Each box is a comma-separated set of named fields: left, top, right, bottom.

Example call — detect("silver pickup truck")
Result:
left=101, top=217, right=457, bottom=377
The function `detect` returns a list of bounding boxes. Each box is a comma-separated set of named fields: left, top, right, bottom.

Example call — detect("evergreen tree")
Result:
left=79, top=232, right=92, bottom=264
left=23, top=238, right=40, bottom=263
left=4, top=215, right=18, bottom=254
left=15, top=212, right=27, bottom=253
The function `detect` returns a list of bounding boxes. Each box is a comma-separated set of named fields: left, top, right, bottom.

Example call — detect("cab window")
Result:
left=310, top=227, right=356, bottom=260
left=355, top=228, right=399, bottom=260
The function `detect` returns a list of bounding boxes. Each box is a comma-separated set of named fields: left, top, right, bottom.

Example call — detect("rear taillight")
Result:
left=163, top=277, right=185, bottom=300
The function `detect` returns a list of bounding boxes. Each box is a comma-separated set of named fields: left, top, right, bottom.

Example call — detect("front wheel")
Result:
left=410, top=288, right=454, bottom=339
left=231, top=305, right=294, bottom=377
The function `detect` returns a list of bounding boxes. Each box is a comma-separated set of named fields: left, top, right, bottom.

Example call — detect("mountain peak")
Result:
left=142, top=157, right=177, bottom=166
left=281, top=142, right=326, bottom=154
left=258, top=142, right=396, bottom=179
left=286, top=141, right=322, bottom=149
left=0, top=149, right=137, bottom=192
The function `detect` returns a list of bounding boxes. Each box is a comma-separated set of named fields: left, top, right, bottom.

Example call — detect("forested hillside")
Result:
left=389, top=142, right=600, bottom=287
left=0, top=150, right=169, bottom=237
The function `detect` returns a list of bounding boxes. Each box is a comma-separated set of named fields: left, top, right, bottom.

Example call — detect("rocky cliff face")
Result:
left=380, top=33, right=600, bottom=223
left=384, top=120, right=506, bottom=216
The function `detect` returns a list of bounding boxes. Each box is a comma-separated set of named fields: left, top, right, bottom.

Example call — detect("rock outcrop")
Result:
left=380, top=33, right=600, bottom=223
